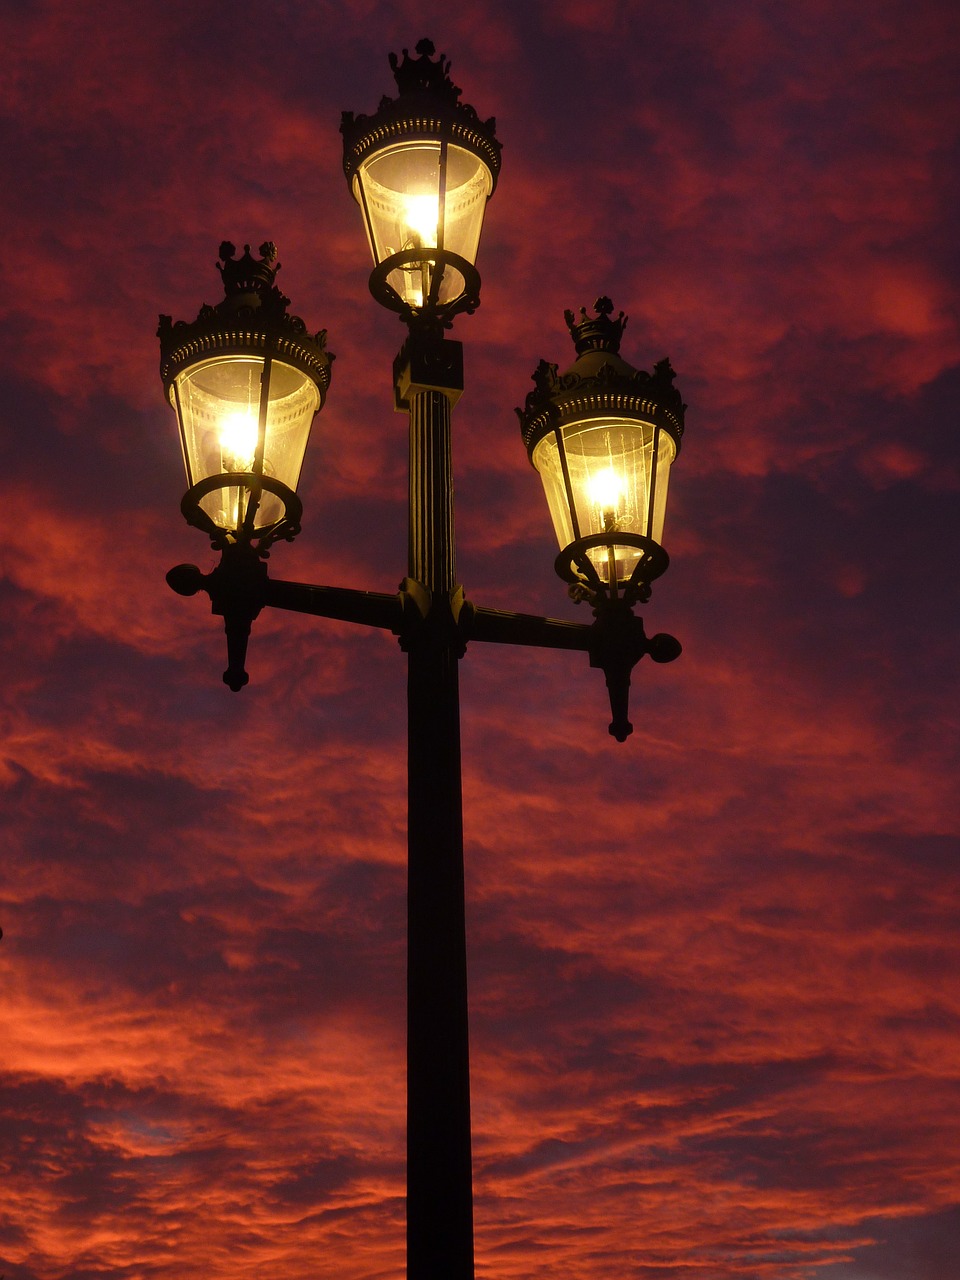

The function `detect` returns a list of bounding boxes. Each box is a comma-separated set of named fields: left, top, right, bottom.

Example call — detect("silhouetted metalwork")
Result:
left=160, top=39, right=687, bottom=1280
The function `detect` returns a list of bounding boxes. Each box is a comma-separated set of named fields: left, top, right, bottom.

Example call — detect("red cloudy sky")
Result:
left=2, top=2, right=959, bottom=1278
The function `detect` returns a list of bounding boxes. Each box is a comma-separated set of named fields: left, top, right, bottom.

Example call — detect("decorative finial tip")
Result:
left=565, top=298, right=628, bottom=355
left=215, top=240, right=282, bottom=299
left=389, top=37, right=458, bottom=100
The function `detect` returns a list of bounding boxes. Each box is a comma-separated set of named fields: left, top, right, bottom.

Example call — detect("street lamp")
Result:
left=160, top=38, right=686, bottom=1280
left=519, top=297, right=684, bottom=605
left=341, top=38, right=500, bottom=324
left=517, top=297, right=685, bottom=737
left=159, top=240, right=332, bottom=551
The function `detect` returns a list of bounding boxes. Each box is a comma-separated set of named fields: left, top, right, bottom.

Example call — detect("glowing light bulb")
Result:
left=402, top=193, right=439, bottom=247
left=586, top=466, right=625, bottom=530
left=218, top=411, right=259, bottom=471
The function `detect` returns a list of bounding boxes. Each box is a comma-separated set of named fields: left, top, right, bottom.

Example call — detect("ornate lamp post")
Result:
left=160, top=39, right=686, bottom=1280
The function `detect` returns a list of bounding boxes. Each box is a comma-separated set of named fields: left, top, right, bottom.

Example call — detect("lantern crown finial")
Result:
left=216, top=241, right=284, bottom=307
left=388, top=38, right=461, bottom=102
left=565, top=297, right=628, bottom=356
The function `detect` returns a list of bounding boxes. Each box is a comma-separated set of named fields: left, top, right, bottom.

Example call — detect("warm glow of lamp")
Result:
left=402, top=192, right=440, bottom=247
left=171, top=354, right=321, bottom=534
left=340, top=41, right=501, bottom=319
left=585, top=465, right=628, bottom=530
left=217, top=409, right=260, bottom=471
left=350, top=139, right=492, bottom=310
left=517, top=299, right=685, bottom=600
left=398, top=190, right=441, bottom=308
left=531, top=416, right=675, bottom=586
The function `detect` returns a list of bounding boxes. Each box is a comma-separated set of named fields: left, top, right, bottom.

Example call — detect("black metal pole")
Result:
left=399, top=336, right=474, bottom=1280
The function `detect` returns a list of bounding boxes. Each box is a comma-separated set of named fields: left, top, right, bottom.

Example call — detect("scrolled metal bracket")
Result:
left=588, top=601, right=681, bottom=742
left=166, top=543, right=268, bottom=691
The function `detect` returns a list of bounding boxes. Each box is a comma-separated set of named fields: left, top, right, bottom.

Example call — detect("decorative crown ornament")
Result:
left=389, top=38, right=461, bottom=102
left=564, top=296, right=628, bottom=355
left=216, top=241, right=282, bottom=300
left=516, top=299, right=686, bottom=444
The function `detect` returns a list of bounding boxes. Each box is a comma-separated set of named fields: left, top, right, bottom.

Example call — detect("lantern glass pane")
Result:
left=532, top=416, right=676, bottom=583
left=354, top=140, right=492, bottom=308
left=173, top=356, right=320, bottom=531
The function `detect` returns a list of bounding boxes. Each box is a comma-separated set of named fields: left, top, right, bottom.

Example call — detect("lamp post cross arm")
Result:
left=462, top=601, right=681, bottom=741
left=167, top=552, right=680, bottom=740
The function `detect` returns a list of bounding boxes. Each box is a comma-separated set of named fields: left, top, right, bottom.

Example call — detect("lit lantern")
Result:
left=158, top=242, right=332, bottom=547
left=341, top=38, right=501, bottom=322
left=517, top=298, right=686, bottom=605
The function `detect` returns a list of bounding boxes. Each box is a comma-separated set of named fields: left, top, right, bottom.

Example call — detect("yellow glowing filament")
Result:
left=218, top=411, right=259, bottom=471
left=586, top=467, right=626, bottom=528
left=402, top=193, right=439, bottom=247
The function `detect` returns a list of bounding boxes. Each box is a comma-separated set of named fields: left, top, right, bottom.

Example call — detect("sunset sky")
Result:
left=2, top=1, right=959, bottom=1278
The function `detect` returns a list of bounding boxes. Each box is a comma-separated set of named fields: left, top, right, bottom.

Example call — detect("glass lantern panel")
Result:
left=531, top=416, right=676, bottom=584
left=173, top=355, right=320, bottom=532
left=354, top=140, right=492, bottom=308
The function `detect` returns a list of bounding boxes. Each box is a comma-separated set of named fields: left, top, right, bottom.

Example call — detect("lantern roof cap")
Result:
left=340, top=38, right=502, bottom=187
left=561, top=298, right=650, bottom=382
left=516, top=298, right=686, bottom=454
left=157, top=241, right=333, bottom=394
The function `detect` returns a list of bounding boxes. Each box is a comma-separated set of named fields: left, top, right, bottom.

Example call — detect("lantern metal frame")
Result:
left=368, top=246, right=483, bottom=321
left=555, top=533, right=669, bottom=606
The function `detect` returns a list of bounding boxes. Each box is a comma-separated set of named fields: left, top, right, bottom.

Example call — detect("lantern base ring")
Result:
left=369, top=248, right=482, bottom=326
left=180, top=474, right=303, bottom=552
left=555, top=534, right=669, bottom=607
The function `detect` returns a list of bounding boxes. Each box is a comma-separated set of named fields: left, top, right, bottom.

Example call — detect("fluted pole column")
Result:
left=396, top=333, right=473, bottom=1280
